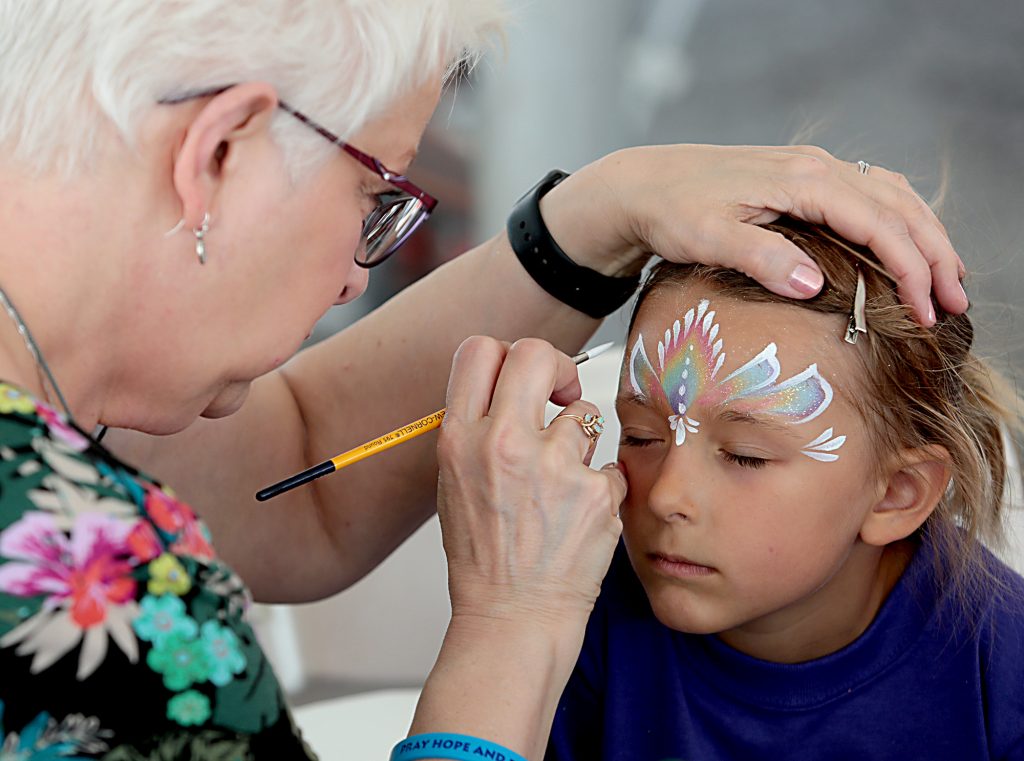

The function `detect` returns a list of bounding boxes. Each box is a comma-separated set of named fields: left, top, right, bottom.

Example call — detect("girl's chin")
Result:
left=644, top=586, right=732, bottom=636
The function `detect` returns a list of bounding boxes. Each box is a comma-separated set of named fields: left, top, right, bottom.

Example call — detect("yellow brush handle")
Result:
left=256, top=342, right=614, bottom=501
left=330, top=408, right=447, bottom=470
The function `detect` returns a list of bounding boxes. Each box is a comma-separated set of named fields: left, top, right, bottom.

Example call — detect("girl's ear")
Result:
left=860, top=445, right=951, bottom=547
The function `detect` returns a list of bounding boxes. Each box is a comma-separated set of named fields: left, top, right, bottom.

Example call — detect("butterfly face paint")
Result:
left=629, top=299, right=847, bottom=461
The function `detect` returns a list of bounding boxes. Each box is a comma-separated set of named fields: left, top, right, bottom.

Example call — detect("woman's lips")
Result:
left=649, top=552, right=715, bottom=578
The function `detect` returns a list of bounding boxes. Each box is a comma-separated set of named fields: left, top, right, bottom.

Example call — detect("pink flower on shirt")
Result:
left=35, top=401, right=91, bottom=453
left=0, top=511, right=141, bottom=679
left=0, top=511, right=136, bottom=627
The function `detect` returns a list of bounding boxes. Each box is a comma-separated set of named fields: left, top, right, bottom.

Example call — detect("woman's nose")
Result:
left=335, top=263, right=369, bottom=305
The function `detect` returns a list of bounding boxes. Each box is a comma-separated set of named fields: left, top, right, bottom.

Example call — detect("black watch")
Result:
left=507, top=169, right=641, bottom=319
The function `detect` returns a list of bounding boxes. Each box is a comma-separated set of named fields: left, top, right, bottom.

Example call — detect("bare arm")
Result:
left=109, top=144, right=967, bottom=603
left=111, top=231, right=600, bottom=602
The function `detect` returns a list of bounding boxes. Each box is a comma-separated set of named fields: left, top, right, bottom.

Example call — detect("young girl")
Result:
left=547, top=219, right=1024, bottom=760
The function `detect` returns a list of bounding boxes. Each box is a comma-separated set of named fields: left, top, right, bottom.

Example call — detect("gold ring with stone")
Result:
left=555, top=413, right=606, bottom=443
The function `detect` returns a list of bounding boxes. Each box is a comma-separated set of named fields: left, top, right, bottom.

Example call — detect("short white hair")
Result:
left=0, top=0, right=505, bottom=177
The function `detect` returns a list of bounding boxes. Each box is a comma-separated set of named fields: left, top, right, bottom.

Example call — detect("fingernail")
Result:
left=788, top=264, right=824, bottom=294
left=959, top=282, right=969, bottom=307
left=927, top=302, right=936, bottom=325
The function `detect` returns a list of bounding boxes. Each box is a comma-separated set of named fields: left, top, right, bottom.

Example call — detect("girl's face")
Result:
left=616, top=283, right=889, bottom=660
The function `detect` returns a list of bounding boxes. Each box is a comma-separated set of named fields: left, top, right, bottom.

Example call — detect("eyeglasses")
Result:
left=159, top=86, right=438, bottom=268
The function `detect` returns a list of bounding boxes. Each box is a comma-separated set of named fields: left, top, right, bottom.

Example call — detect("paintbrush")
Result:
left=255, top=341, right=616, bottom=501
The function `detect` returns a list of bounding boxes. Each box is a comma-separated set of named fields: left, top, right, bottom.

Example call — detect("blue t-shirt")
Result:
left=547, top=538, right=1024, bottom=761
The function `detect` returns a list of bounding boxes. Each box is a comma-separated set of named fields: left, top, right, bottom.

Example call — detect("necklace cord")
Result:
left=0, top=286, right=75, bottom=421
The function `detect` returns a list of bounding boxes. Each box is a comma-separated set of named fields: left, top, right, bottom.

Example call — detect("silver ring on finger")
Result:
left=554, top=413, right=606, bottom=444
left=857, top=160, right=871, bottom=175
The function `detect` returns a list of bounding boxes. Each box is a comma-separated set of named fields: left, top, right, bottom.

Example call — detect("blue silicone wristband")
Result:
left=390, top=733, right=528, bottom=761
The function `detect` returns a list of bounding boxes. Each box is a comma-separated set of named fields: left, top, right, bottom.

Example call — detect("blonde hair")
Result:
left=634, top=218, right=1021, bottom=610
left=0, top=0, right=505, bottom=177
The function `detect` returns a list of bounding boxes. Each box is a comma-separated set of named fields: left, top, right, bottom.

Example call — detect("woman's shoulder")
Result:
left=0, top=384, right=220, bottom=589
left=0, top=386, right=316, bottom=759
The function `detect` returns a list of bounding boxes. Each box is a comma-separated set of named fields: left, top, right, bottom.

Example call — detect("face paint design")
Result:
left=801, top=427, right=847, bottom=463
left=630, top=299, right=725, bottom=443
left=629, top=298, right=847, bottom=461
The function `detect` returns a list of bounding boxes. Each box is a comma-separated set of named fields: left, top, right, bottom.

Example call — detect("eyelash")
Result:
left=621, top=436, right=771, bottom=470
left=721, top=451, right=769, bottom=469
left=620, top=434, right=660, bottom=448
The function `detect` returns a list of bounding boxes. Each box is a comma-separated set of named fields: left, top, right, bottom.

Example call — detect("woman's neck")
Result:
left=0, top=279, right=103, bottom=430
left=0, top=168, right=131, bottom=431
left=716, top=539, right=916, bottom=664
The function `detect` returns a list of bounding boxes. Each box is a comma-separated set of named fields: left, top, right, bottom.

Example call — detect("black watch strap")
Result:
left=507, top=169, right=641, bottom=319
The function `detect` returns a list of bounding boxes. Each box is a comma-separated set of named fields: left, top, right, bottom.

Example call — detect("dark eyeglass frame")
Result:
left=158, top=85, right=438, bottom=268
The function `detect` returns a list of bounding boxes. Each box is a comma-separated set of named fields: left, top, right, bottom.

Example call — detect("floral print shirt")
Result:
left=0, top=384, right=317, bottom=760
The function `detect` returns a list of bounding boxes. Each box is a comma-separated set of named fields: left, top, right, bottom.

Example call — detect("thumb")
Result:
left=703, top=220, right=824, bottom=299
left=600, top=462, right=628, bottom=515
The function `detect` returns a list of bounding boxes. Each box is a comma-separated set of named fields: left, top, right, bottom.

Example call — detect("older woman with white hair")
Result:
left=0, top=1, right=966, bottom=759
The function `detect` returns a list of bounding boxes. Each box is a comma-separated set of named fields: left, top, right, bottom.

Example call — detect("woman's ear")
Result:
left=171, top=82, right=279, bottom=230
left=860, top=445, right=951, bottom=547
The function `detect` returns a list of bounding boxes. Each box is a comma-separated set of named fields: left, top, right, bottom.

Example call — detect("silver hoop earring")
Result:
left=193, top=212, right=210, bottom=265
left=164, top=217, right=185, bottom=237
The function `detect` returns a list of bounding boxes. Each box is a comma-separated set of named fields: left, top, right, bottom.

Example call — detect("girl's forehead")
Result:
left=623, top=284, right=857, bottom=397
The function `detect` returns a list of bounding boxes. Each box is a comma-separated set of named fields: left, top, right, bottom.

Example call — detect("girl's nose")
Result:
left=646, top=444, right=703, bottom=523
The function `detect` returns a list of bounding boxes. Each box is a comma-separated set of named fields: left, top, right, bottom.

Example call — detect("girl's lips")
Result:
left=649, top=552, right=715, bottom=578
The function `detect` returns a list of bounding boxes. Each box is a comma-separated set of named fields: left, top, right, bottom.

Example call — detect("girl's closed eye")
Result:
left=620, top=433, right=663, bottom=448
left=720, top=450, right=770, bottom=469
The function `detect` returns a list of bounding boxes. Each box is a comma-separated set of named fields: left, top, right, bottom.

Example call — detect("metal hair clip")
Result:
left=844, top=268, right=868, bottom=345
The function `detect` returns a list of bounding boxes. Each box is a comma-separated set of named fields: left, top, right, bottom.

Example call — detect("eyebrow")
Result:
left=713, top=409, right=801, bottom=438
left=615, top=391, right=653, bottom=410
left=616, top=392, right=803, bottom=438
